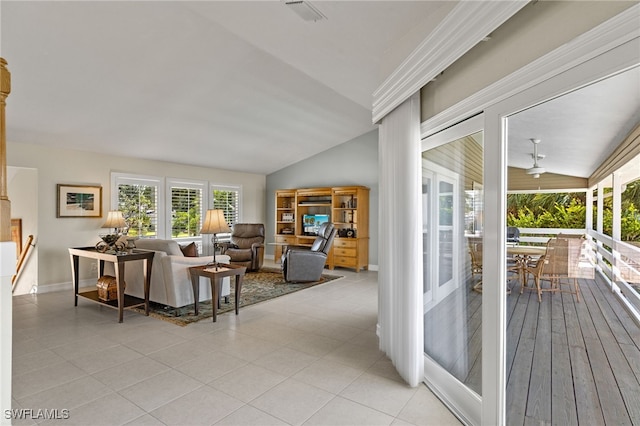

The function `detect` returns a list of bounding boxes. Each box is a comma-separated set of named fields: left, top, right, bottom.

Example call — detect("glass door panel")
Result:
left=423, top=128, right=484, bottom=400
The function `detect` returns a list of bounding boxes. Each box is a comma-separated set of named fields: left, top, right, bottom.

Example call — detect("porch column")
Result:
left=612, top=172, right=622, bottom=241
left=612, top=172, right=623, bottom=286
left=0, top=57, right=14, bottom=426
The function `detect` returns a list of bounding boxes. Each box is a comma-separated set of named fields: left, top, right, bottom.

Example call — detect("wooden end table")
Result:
left=189, top=263, right=247, bottom=322
left=69, top=247, right=154, bottom=323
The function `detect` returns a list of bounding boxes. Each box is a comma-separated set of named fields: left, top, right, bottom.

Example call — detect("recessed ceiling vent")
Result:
left=284, top=1, right=326, bottom=22
left=526, top=138, right=546, bottom=179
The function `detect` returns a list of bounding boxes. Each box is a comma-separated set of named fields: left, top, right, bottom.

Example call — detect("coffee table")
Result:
left=188, top=263, right=247, bottom=322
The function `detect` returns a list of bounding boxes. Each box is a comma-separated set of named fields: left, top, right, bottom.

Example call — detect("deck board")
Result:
left=425, top=271, right=640, bottom=425
left=505, top=273, right=640, bottom=425
left=579, top=277, right=633, bottom=425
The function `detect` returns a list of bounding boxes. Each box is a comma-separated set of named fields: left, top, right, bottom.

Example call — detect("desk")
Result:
left=69, top=247, right=154, bottom=323
left=189, top=263, right=247, bottom=322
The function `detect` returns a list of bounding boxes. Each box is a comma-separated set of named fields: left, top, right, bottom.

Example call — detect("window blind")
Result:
left=211, top=186, right=240, bottom=236
left=170, top=186, right=203, bottom=238
left=117, top=183, right=158, bottom=238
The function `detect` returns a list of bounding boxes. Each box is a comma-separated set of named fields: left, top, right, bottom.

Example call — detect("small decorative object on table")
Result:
left=96, top=275, right=126, bottom=302
left=96, top=210, right=128, bottom=253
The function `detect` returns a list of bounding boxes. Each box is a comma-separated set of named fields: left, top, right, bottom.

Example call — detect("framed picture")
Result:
left=57, top=184, right=102, bottom=218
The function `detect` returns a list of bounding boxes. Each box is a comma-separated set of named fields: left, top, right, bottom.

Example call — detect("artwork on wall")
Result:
left=57, top=184, right=102, bottom=218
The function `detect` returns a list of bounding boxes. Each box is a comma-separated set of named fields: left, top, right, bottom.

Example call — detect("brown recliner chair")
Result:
left=220, top=223, right=265, bottom=271
left=282, top=222, right=336, bottom=283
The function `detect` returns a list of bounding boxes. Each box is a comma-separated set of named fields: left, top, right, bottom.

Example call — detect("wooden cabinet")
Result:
left=274, top=186, right=369, bottom=272
left=331, top=186, right=369, bottom=271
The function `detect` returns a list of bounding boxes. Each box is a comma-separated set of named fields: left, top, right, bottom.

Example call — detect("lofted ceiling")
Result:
left=1, top=0, right=453, bottom=175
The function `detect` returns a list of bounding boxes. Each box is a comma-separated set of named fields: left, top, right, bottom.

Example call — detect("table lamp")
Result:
left=200, top=209, right=230, bottom=269
left=99, top=210, right=127, bottom=252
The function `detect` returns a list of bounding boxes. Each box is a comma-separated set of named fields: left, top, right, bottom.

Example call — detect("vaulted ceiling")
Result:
left=2, top=2, right=638, bottom=179
left=1, top=1, right=453, bottom=175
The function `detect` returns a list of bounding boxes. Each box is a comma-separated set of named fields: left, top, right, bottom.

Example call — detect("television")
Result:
left=303, top=214, right=329, bottom=235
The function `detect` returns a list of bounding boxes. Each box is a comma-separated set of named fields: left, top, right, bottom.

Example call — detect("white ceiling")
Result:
left=2, top=1, right=638, bottom=179
left=1, top=1, right=452, bottom=175
left=507, top=66, right=640, bottom=179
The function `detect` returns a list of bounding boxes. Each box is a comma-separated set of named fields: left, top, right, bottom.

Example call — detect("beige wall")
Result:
left=7, top=167, right=38, bottom=295
left=421, top=0, right=637, bottom=121
left=8, top=141, right=266, bottom=291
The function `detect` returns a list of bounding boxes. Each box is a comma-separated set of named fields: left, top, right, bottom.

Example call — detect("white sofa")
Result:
left=104, top=239, right=230, bottom=308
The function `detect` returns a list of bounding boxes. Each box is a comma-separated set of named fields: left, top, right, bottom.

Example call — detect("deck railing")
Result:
left=513, top=227, right=640, bottom=323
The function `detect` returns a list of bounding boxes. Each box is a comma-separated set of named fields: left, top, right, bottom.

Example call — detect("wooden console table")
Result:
left=69, top=247, right=154, bottom=323
left=189, top=263, right=246, bottom=322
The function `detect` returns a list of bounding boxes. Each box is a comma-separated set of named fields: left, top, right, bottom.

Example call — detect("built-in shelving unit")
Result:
left=274, top=186, right=369, bottom=271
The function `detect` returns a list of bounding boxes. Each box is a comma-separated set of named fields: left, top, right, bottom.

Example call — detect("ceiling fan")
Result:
left=526, top=138, right=546, bottom=179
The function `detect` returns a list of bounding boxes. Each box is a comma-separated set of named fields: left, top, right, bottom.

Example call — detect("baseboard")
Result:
left=263, top=254, right=377, bottom=271
left=35, top=279, right=95, bottom=294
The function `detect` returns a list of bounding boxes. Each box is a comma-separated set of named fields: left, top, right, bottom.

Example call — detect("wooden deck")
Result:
left=506, top=274, right=640, bottom=425
left=424, top=273, right=640, bottom=425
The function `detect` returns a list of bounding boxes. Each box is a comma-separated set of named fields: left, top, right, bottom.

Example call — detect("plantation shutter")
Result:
left=170, top=185, right=203, bottom=239
left=117, top=182, right=159, bottom=238
left=211, top=186, right=240, bottom=238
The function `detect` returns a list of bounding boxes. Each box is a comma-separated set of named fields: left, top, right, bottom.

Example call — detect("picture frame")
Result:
left=57, top=184, right=102, bottom=218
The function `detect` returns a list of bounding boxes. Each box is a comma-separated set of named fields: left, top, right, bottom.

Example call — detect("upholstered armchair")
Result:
left=282, top=222, right=336, bottom=283
left=220, top=223, right=265, bottom=271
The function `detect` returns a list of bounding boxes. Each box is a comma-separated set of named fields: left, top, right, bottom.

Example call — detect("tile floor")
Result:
left=11, top=260, right=461, bottom=426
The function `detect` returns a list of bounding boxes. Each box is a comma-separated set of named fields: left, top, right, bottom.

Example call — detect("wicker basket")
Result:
left=97, top=275, right=125, bottom=302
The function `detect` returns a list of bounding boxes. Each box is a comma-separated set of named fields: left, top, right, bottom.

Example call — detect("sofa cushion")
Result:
left=179, top=242, right=198, bottom=257
left=135, top=238, right=183, bottom=256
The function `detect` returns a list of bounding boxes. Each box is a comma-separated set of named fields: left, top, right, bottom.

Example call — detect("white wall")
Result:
left=266, top=129, right=379, bottom=266
left=7, top=167, right=38, bottom=295
left=420, top=0, right=634, bottom=121
left=8, top=141, right=266, bottom=292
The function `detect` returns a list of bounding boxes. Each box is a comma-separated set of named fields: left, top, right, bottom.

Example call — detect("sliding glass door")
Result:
left=422, top=116, right=484, bottom=424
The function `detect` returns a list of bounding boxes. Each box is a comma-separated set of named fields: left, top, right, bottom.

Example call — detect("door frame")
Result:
left=421, top=114, right=484, bottom=425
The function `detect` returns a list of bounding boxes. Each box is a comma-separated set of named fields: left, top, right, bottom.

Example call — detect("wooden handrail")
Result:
left=12, top=235, right=34, bottom=291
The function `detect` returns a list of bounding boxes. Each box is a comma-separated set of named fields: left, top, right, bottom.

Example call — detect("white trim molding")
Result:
left=421, top=3, right=640, bottom=138
left=372, top=0, right=527, bottom=124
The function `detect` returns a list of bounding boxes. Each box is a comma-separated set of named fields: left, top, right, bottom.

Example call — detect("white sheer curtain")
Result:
left=378, top=93, right=424, bottom=387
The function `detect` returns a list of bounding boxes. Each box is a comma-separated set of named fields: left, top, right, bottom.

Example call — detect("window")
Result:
left=167, top=179, right=207, bottom=240
left=111, top=174, right=240, bottom=243
left=211, top=185, right=241, bottom=237
left=112, top=173, right=164, bottom=238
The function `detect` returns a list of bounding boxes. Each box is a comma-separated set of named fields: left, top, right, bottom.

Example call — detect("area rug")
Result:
left=133, top=267, right=343, bottom=326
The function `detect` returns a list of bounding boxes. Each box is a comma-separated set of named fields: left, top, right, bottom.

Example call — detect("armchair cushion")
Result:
left=224, top=247, right=253, bottom=262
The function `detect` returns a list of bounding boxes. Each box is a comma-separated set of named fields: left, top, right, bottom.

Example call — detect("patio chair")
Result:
left=523, top=237, right=580, bottom=302
left=469, top=240, right=483, bottom=293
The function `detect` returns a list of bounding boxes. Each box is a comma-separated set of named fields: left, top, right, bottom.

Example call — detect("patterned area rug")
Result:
left=133, top=267, right=342, bottom=326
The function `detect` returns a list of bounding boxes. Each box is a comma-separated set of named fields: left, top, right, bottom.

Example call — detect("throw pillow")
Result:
left=179, top=242, right=198, bottom=257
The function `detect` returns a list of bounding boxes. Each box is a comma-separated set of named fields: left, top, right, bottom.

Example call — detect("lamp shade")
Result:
left=200, top=209, right=230, bottom=234
left=102, top=210, right=126, bottom=229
